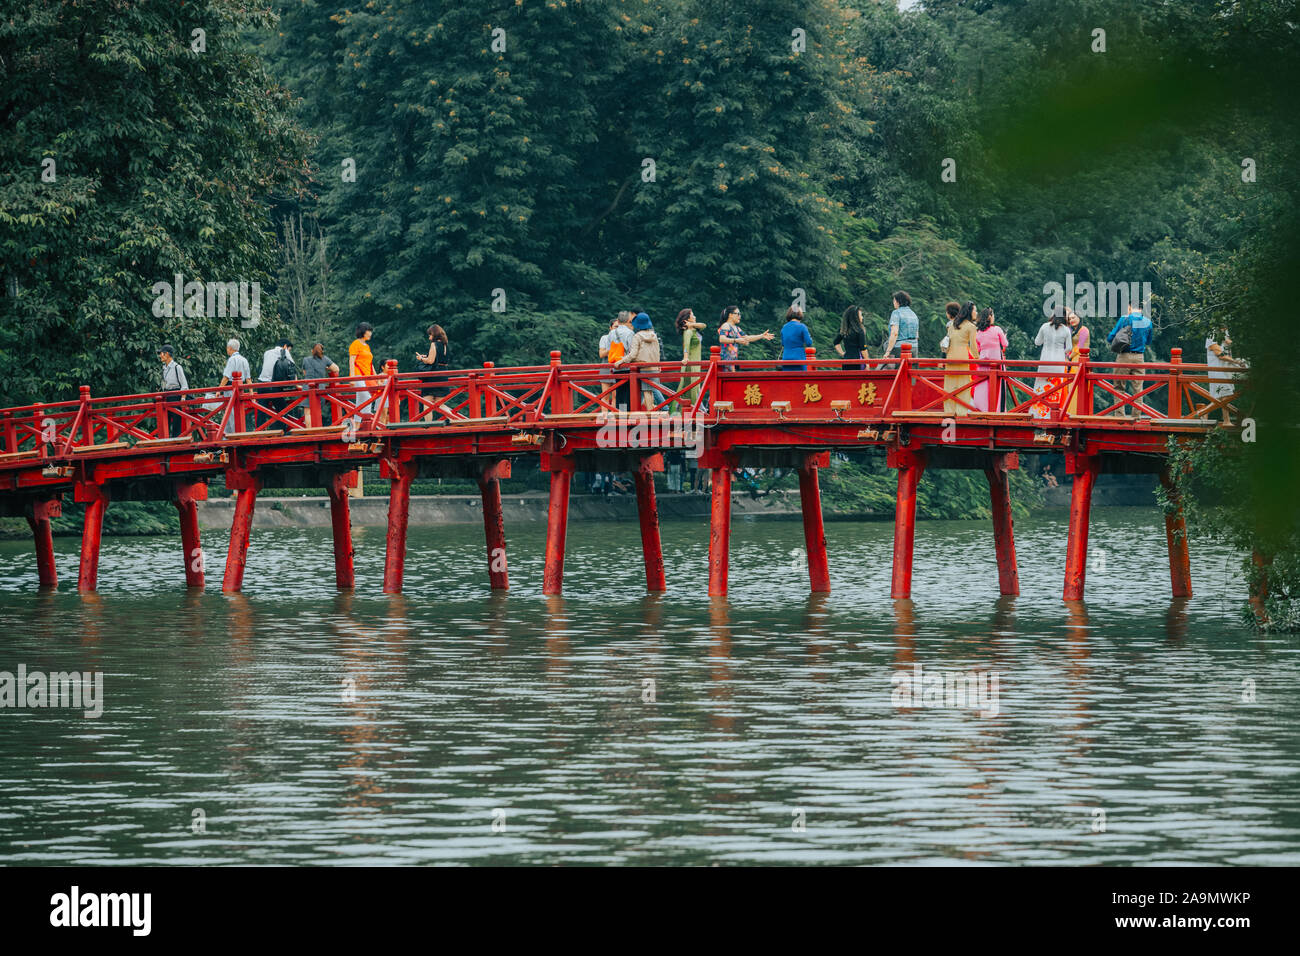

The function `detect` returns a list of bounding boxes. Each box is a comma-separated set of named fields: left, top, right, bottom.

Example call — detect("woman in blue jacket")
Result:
left=781, top=307, right=813, bottom=370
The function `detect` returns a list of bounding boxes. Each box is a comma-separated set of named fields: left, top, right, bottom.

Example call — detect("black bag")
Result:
left=271, top=348, right=298, bottom=382
left=1109, top=324, right=1132, bottom=353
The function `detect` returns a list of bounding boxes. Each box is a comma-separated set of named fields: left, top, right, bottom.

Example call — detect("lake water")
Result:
left=0, top=507, right=1296, bottom=865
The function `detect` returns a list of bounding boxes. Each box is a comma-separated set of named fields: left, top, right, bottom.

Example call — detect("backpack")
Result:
left=608, top=335, right=626, bottom=364
left=1109, top=323, right=1132, bottom=353
left=272, top=348, right=298, bottom=382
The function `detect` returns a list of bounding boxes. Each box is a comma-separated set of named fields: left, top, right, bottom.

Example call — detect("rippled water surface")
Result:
left=1, top=507, right=1296, bottom=865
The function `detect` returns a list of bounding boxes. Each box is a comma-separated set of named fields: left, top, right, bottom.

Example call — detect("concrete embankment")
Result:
left=194, top=474, right=1157, bottom=530
left=195, top=491, right=801, bottom=529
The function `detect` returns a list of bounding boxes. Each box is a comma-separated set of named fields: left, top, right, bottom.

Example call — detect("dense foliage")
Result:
left=0, top=0, right=310, bottom=402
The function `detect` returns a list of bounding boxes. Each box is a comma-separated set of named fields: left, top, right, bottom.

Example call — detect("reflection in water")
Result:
left=1165, top=598, right=1190, bottom=643
left=0, top=511, right=1292, bottom=866
left=891, top=598, right=916, bottom=666
left=707, top=596, right=734, bottom=734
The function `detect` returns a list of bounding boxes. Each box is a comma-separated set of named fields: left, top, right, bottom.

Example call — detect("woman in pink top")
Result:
left=973, top=307, right=1009, bottom=412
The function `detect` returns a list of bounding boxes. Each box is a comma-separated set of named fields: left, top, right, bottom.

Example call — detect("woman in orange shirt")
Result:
left=348, top=323, right=385, bottom=423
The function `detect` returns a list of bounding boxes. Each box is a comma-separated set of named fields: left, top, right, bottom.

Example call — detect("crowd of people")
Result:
left=155, top=292, right=1244, bottom=442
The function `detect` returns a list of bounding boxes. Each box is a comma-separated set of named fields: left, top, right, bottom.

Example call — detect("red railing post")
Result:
left=79, top=386, right=93, bottom=448
left=308, top=370, right=323, bottom=428
left=1168, top=347, right=1183, bottom=419
left=898, top=343, right=913, bottom=412
left=229, top=371, right=245, bottom=436
left=152, top=381, right=168, bottom=438
left=1076, top=347, right=1092, bottom=416
left=483, top=362, right=497, bottom=417
left=805, top=345, right=816, bottom=367
left=988, top=356, right=1000, bottom=414
left=467, top=370, right=481, bottom=419
left=706, top=345, right=720, bottom=411
left=384, top=359, right=400, bottom=423
left=550, top=351, right=571, bottom=415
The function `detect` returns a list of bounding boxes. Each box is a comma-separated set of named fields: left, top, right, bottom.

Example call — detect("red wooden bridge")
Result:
left=0, top=344, right=1240, bottom=601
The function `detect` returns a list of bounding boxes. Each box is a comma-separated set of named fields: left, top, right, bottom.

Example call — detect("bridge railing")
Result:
left=0, top=347, right=1246, bottom=465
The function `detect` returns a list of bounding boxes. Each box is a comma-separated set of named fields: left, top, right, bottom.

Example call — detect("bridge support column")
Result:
left=985, top=453, right=1020, bottom=596
left=383, top=459, right=417, bottom=594
left=798, top=452, right=831, bottom=594
left=708, top=465, right=732, bottom=597
left=1063, top=453, right=1099, bottom=601
left=635, top=456, right=667, bottom=592
left=542, top=460, right=573, bottom=595
left=173, top=480, right=207, bottom=589
left=479, top=460, right=510, bottom=591
left=222, top=470, right=261, bottom=593
left=25, top=497, right=61, bottom=589
left=327, top=471, right=357, bottom=590
left=1159, top=470, right=1193, bottom=598
left=888, top=448, right=926, bottom=599
left=75, top=482, right=110, bottom=591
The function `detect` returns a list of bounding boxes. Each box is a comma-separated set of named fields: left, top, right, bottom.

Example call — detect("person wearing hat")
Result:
left=158, top=346, right=189, bottom=438
left=615, top=312, right=662, bottom=411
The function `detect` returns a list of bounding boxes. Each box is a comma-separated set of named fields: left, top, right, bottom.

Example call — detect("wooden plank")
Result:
left=132, top=436, right=197, bottom=449
left=226, top=429, right=284, bottom=440
left=70, top=441, right=130, bottom=454
left=285, top=426, right=346, bottom=437
left=444, top=415, right=509, bottom=426
left=1147, top=418, right=1217, bottom=428
left=0, top=450, right=40, bottom=463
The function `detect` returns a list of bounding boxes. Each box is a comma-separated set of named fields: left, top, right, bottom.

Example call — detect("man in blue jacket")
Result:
left=1106, top=305, right=1154, bottom=416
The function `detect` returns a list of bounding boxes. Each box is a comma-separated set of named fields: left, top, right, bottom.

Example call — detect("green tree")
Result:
left=0, top=0, right=311, bottom=406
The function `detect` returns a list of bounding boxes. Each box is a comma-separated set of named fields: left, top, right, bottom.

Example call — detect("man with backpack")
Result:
left=608, top=310, right=635, bottom=411
left=257, top=338, right=298, bottom=426
left=1106, top=304, right=1154, bottom=416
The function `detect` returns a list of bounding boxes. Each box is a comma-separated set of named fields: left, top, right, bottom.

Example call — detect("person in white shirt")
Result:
left=220, top=338, right=251, bottom=386
left=1206, top=326, right=1246, bottom=424
left=256, top=338, right=294, bottom=426
left=158, top=346, right=189, bottom=438
left=219, top=338, right=251, bottom=432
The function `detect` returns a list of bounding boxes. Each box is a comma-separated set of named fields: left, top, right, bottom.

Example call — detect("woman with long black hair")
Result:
left=416, top=324, right=451, bottom=418
left=833, top=305, right=869, bottom=370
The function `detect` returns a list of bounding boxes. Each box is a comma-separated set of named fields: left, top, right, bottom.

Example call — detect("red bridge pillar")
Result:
left=1063, top=453, right=1100, bottom=601
left=985, top=453, right=1020, bottom=596
left=634, top=455, right=667, bottom=592
left=708, top=464, right=732, bottom=597
left=26, top=497, right=61, bottom=589
left=798, top=452, right=831, bottom=594
left=479, top=460, right=511, bottom=591
left=888, top=447, right=927, bottom=599
left=222, top=469, right=261, bottom=593
left=1160, top=469, right=1193, bottom=598
left=542, top=458, right=573, bottom=595
left=327, top=470, right=357, bottom=589
left=75, top=482, right=110, bottom=591
left=173, top=480, right=207, bottom=589
left=382, top=458, right=417, bottom=594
